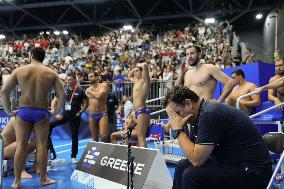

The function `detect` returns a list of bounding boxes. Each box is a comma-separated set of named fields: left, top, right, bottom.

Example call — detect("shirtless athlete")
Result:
left=111, top=111, right=136, bottom=144
left=175, top=45, right=235, bottom=102
left=0, top=47, right=66, bottom=188
left=256, top=59, right=284, bottom=109
left=86, top=71, right=109, bottom=142
left=128, top=63, right=150, bottom=147
left=225, top=69, right=260, bottom=115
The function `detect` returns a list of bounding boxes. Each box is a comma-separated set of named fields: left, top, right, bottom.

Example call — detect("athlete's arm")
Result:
left=210, top=65, right=235, bottom=103
left=0, top=69, right=19, bottom=115
left=54, top=75, right=66, bottom=115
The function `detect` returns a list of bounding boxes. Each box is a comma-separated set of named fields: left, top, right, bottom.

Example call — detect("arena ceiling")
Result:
left=0, top=0, right=282, bottom=35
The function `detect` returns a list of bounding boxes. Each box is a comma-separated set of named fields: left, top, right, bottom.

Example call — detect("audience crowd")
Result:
left=0, top=21, right=254, bottom=89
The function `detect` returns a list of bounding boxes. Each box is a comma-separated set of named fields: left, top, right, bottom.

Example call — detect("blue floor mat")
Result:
left=3, top=139, right=176, bottom=189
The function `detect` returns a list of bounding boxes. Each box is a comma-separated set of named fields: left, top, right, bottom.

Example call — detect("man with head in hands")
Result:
left=86, top=71, right=109, bottom=142
left=128, top=63, right=150, bottom=147
left=164, top=85, right=271, bottom=189
left=0, top=47, right=66, bottom=189
left=175, top=45, right=235, bottom=102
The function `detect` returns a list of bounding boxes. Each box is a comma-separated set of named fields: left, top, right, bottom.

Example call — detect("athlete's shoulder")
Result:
left=269, top=75, right=280, bottom=83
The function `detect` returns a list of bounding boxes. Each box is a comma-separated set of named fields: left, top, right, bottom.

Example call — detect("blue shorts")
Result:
left=89, top=112, right=108, bottom=122
left=135, top=107, right=151, bottom=119
left=17, top=107, right=49, bottom=124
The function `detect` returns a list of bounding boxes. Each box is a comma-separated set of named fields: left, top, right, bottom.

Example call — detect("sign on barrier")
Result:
left=0, top=109, right=12, bottom=128
left=71, top=142, right=172, bottom=189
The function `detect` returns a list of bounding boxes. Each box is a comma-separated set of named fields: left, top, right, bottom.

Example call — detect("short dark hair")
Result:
left=89, top=71, right=99, bottom=77
left=232, top=69, right=245, bottom=79
left=117, top=70, right=122, bottom=74
left=67, top=73, right=76, bottom=80
left=163, top=85, right=200, bottom=107
left=188, top=45, right=202, bottom=53
left=276, top=58, right=284, bottom=63
left=135, top=66, right=142, bottom=71
left=30, top=47, right=45, bottom=62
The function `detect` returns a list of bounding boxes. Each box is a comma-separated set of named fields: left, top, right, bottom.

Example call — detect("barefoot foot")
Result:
left=11, top=182, right=20, bottom=189
left=21, top=171, right=33, bottom=179
left=41, top=178, right=56, bottom=186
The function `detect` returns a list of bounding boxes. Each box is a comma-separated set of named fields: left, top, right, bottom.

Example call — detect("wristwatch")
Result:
left=172, top=128, right=185, bottom=139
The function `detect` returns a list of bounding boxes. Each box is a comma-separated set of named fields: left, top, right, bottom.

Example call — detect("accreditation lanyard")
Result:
left=67, top=83, right=78, bottom=104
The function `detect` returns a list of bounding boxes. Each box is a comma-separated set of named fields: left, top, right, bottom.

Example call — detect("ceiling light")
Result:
left=204, top=18, right=215, bottom=24
left=256, top=13, right=263, bottom=20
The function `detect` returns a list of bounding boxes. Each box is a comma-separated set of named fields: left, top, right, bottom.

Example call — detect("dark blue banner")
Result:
left=0, top=109, right=12, bottom=128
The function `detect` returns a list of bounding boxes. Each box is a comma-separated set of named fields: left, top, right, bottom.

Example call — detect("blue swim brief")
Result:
left=17, top=107, right=49, bottom=124
left=135, top=107, right=151, bottom=119
left=89, top=112, right=108, bottom=122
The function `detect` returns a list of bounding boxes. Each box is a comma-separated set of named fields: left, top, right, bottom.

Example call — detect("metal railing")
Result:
left=7, top=80, right=172, bottom=109
left=145, top=96, right=167, bottom=116
left=236, top=90, right=284, bottom=119
left=150, top=109, right=166, bottom=116
left=146, top=96, right=165, bottom=103
left=267, top=151, right=284, bottom=189
left=231, top=90, right=284, bottom=189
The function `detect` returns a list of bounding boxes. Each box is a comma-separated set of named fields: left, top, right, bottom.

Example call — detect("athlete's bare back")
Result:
left=19, top=64, right=59, bottom=107
left=0, top=47, right=66, bottom=189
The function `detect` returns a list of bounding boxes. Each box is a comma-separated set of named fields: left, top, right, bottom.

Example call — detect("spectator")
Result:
left=163, top=66, right=174, bottom=89
left=106, top=91, right=119, bottom=143
left=80, top=65, right=88, bottom=81
left=244, top=48, right=256, bottom=64
left=1, top=68, right=11, bottom=86
left=113, top=70, right=125, bottom=101
left=101, top=67, right=113, bottom=82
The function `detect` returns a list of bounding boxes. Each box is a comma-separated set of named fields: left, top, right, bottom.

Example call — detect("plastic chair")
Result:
left=251, top=101, right=284, bottom=134
left=252, top=101, right=284, bottom=122
left=146, top=124, right=164, bottom=143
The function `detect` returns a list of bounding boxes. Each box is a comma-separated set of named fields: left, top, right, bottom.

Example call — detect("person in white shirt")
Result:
left=163, top=67, right=174, bottom=89
left=122, top=95, right=133, bottom=122
left=64, top=54, right=73, bottom=64
left=1, top=68, right=11, bottom=86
